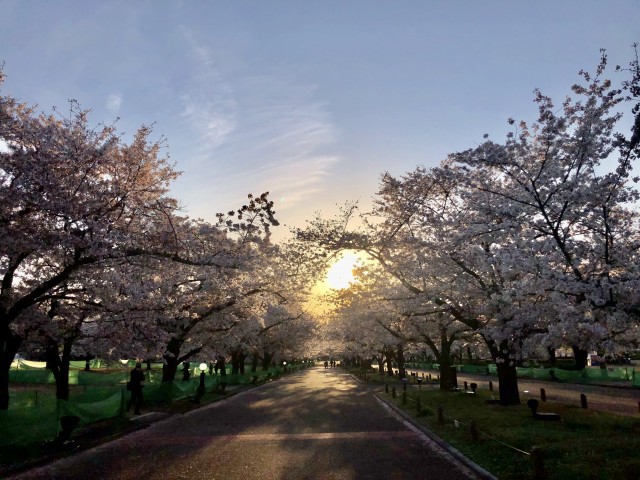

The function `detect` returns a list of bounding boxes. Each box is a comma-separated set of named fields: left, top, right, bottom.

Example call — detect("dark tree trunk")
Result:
left=547, top=347, right=557, bottom=367
left=230, top=350, right=245, bottom=375
left=437, top=336, right=456, bottom=391
left=46, top=339, right=73, bottom=401
left=572, top=346, right=588, bottom=370
left=162, top=338, right=181, bottom=383
left=495, top=360, right=520, bottom=405
left=251, top=353, right=259, bottom=373
left=385, top=353, right=394, bottom=376
left=239, top=353, right=246, bottom=374
left=487, top=339, right=520, bottom=405
left=262, top=351, right=274, bottom=371
left=396, top=344, right=406, bottom=379
left=0, top=326, right=21, bottom=410
left=361, top=357, right=372, bottom=370
left=373, top=355, right=384, bottom=375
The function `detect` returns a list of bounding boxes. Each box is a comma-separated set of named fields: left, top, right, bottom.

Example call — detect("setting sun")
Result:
left=325, top=253, right=361, bottom=290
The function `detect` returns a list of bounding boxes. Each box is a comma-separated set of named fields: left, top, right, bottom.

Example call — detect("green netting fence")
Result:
left=11, top=359, right=166, bottom=371
left=2, top=364, right=306, bottom=447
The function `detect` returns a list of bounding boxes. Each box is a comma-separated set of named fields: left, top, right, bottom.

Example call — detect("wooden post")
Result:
left=392, top=386, right=396, bottom=398
left=489, top=380, right=493, bottom=391
left=540, top=388, right=546, bottom=402
left=580, top=393, right=588, bottom=409
left=530, top=446, right=547, bottom=480
left=385, top=384, right=388, bottom=393
left=402, top=391, right=407, bottom=404
left=464, top=381, right=468, bottom=391
left=469, top=420, right=479, bottom=441
left=416, top=395, right=421, bottom=414
left=437, top=405, right=444, bottom=425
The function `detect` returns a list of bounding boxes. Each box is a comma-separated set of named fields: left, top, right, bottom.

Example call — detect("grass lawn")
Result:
left=371, top=375, right=640, bottom=480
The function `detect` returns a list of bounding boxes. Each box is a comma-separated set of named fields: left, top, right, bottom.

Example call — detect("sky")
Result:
left=1, top=0, right=639, bottom=242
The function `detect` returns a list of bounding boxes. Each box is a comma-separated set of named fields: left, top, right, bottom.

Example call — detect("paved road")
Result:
left=10, top=368, right=482, bottom=480
left=406, top=368, right=640, bottom=416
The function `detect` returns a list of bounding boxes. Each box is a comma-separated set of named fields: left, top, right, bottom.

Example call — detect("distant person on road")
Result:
left=324, top=361, right=329, bottom=369
left=127, top=362, right=145, bottom=415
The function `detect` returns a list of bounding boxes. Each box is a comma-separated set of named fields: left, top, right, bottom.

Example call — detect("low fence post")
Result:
left=540, top=388, right=546, bottom=402
left=580, top=393, right=588, bottom=409
left=469, top=420, right=479, bottom=441
left=402, top=391, right=407, bottom=405
left=489, top=381, right=493, bottom=391
left=392, top=386, right=396, bottom=398
left=530, top=446, right=547, bottom=480
left=437, top=405, right=444, bottom=425
left=416, top=395, right=421, bottom=414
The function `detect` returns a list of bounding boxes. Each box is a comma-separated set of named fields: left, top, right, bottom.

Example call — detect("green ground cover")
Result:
left=361, top=371, right=640, bottom=480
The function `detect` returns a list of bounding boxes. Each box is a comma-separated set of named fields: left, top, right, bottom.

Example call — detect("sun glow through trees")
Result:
left=325, top=252, right=361, bottom=290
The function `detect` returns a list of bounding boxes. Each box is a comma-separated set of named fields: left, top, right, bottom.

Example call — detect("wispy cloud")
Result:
left=105, top=93, right=122, bottom=113
left=179, top=30, right=237, bottom=152
left=174, top=31, right=340, bottom=220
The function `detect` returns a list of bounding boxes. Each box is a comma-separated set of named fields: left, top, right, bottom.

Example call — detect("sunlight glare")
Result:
left=326, top=253, right=360, bottom=290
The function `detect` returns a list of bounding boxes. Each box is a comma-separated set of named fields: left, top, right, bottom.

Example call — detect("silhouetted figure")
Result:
left=127, top=363, right=145, bottom=415
left=215, top=356, right=226, bottom=376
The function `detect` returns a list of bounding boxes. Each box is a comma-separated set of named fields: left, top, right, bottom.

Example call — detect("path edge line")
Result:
left=373, top=392, right=497, bottom=480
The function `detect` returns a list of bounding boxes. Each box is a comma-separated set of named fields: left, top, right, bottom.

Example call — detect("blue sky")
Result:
left=1, top=1, right=639, bottom=240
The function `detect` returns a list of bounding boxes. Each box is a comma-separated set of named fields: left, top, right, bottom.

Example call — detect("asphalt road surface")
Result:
left=10, top=368, right=482, bottom=480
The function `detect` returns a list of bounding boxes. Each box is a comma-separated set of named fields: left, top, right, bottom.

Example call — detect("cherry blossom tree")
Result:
left=448, top=48, right=640, bottom=369
left=0, top=72, right=186, bottom=408
left=0, top=67, right=280, bottom=408
left=298, top=48, right=640, bottom=405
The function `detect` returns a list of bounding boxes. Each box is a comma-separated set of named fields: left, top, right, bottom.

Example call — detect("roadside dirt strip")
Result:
left=405, top=368, right=640, bottom=417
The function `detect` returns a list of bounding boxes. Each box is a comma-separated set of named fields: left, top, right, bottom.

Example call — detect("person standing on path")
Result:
left=127, top=362, right=145, bottom=415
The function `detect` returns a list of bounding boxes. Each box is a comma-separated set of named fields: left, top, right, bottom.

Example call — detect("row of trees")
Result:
left=298, top=49, right=640, bottom=405
left=0, top=68, right=321, bottom=410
